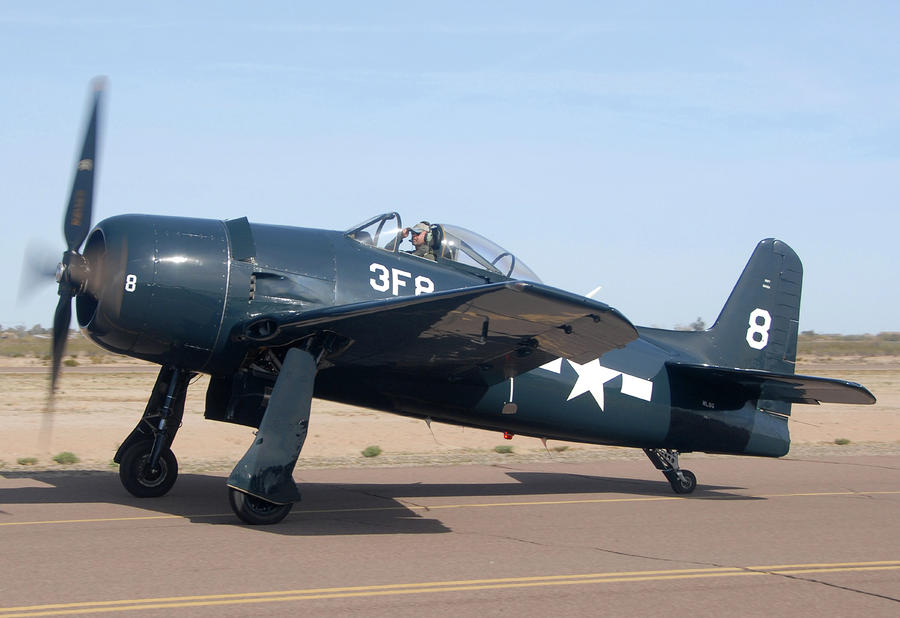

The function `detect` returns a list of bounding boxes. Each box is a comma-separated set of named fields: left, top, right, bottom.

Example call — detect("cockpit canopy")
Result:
left=346, top=212, right=541, bottom=282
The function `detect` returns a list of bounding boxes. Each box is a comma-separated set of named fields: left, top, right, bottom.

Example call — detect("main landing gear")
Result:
left=119, top=441, right=178, bottom=497
left=116, top=366, right=193, bottom=499
left=644, top=448, right=697, bottom=494
left=226, top=347, right=318, bottom=525
left=116, top=345, right=322, bottom=525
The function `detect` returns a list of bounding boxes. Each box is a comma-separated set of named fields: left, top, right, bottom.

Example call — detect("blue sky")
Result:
left=3, top=2, right=898, bottom=333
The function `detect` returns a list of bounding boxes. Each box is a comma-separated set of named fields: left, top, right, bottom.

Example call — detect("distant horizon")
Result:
left=2, top=324, right=896, bottom=339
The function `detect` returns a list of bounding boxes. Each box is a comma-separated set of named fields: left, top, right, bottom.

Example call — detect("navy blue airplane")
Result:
left=43, top=80, right=875, bottom=524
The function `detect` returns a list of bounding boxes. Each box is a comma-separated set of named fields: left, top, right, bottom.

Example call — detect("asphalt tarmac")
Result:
left=1, top=455, right=898, bottom=617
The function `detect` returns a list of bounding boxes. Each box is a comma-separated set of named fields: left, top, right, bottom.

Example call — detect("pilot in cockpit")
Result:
left=400, top=221, right=436, bottom=261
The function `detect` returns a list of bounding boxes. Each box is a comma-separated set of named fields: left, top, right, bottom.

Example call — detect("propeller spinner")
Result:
left=51, top=77, right=106, bottom=393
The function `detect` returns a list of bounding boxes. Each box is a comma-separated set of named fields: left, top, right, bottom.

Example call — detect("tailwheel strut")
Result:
left=644, top=448, right=697, bottom=495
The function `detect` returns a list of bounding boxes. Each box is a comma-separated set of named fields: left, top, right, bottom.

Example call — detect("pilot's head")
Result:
left=410, top=222, right=430, bottom=246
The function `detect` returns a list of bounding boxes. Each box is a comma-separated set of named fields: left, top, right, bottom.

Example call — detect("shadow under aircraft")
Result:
left=0, top=467, right=759, bottom=536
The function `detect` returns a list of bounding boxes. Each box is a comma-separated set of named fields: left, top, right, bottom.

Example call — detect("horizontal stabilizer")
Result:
left=666, top=362, right=876, bottom=406
left=238, top=281, right=638, bottom=385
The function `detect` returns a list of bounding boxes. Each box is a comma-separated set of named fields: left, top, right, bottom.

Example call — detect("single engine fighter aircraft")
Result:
left=39, top=80, right=875, bottom=524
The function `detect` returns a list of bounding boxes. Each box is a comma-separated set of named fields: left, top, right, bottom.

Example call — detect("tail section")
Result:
left=705, top=238, right=802, bottom=373
left=651, top=239, right=873, bottom=458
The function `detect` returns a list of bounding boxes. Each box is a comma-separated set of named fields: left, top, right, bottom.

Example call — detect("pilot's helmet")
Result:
left=410, top=222, right=430, bottom=234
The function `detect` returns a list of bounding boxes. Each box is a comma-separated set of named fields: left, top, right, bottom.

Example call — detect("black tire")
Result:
left=228, top=488, right=293, bottom=525
left=669, top=469, right=697, bottom=494
left=119, top=441, right=178, bottom=498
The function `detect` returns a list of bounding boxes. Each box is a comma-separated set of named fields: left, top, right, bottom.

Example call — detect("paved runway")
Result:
left=1, top=455, right=898, bottom=616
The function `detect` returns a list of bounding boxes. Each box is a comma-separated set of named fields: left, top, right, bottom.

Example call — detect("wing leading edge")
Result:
left=238, top=281, right=638, bottom=385
left=666, top=362, right=876, bottom=406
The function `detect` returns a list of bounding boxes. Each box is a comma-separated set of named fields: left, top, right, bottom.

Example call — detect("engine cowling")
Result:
left=76, top=214, right=229, bottom=370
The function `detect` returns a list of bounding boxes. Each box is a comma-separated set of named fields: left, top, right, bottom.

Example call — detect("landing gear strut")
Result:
left=227, top=347, right=318, bottom=525
left=115, top=366, right=193, bottom=498
left=644, top=448, right=697, bottom=494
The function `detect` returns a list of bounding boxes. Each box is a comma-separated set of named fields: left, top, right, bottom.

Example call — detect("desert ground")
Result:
left=1, top=356, right=898, bottom=473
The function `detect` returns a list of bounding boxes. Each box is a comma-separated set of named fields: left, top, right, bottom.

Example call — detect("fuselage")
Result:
left=77, top=214, right=789, bottom=460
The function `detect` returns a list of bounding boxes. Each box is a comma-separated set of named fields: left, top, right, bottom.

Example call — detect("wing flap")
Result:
left=666, top=362, right=876, bottom=406
left=238, top=281, right=637, bottom=385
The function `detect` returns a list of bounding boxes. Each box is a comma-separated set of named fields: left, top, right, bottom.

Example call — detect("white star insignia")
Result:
left=566, top=359, right=621, bottom=411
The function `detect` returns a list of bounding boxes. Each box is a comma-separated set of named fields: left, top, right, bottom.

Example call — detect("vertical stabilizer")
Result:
left=706, top=239, right=803, bottom=374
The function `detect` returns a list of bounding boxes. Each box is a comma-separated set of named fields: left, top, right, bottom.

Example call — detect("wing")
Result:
left=237, top=281, right=638, bottom=385
left=666, top=362, right=876, bottom=406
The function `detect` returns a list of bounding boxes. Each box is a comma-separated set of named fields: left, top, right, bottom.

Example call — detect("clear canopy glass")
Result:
left=346, top=213, right=541, bottom=282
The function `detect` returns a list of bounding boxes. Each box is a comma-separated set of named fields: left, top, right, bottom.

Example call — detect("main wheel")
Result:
left=228, top=488, right=293, bottom=525
left=119, top=441, right=178, bottom=498
left=669, top=469, right=697, bottom=494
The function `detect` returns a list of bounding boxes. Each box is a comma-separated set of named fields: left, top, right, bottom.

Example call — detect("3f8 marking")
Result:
left=369, top=263, right=435, bottom=296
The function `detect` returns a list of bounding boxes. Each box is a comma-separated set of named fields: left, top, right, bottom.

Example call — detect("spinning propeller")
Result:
left=49, top=77, right=105, bottom=394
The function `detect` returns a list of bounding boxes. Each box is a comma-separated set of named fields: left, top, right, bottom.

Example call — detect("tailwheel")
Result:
left=119, top=440, right=178, bottom=498
left=644, top=448, right=698, bottom=495
left=228, top=488, right=293, bottom=525
left=667, top=469, right=697, bottom=494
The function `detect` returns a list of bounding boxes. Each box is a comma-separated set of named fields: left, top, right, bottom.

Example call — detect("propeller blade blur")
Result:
left=50, top=77, right=106, bottom=399
left=51, top=289, right=73, bottom=393
left=18, top=240, right=60, bottom=301
left=63, top=77, right=105, bottom=254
